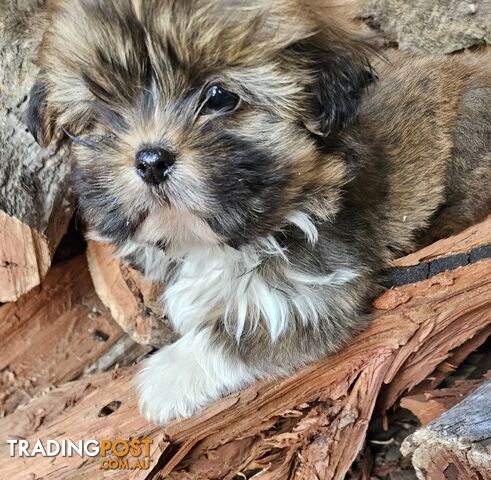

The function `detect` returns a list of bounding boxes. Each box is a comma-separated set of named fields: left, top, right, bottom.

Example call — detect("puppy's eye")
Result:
left=200, top=85, right=240, bottom=115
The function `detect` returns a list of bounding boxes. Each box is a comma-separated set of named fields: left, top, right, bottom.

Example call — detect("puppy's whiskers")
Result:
left=62, top=127, right=97, bottom=149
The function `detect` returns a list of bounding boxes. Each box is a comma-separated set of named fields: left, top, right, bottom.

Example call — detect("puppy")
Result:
left=27, top=0, right=491, bottom=424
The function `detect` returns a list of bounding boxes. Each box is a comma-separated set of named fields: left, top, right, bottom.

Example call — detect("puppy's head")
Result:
left=28, top=0, right=375, bottom=250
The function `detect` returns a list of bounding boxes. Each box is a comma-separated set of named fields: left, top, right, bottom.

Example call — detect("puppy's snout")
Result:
left=135, top=147, right=175, bottom=185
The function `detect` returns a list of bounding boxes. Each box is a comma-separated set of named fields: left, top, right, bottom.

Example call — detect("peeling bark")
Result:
left=0, top=221, right=489, bottom=479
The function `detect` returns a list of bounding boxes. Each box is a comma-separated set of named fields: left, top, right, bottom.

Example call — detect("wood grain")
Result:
left=0, top=1, right=74, bottom=301
left=0, top=255, right=124, bottom=416
left=402, top=381, right=491, bottom=479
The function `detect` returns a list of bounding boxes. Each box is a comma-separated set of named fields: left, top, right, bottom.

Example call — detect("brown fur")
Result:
left=360, top=52, right=491, bottom=254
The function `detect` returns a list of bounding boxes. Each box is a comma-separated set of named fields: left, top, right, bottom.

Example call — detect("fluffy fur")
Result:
left=27, top=0, right=491, bottom=424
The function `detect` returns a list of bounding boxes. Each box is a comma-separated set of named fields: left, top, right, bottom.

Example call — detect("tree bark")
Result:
left=401, top=381, right=491, bottom=480
left=365, top=0, right=491, bottom=53
left=0, top=0, right=74, bottom=302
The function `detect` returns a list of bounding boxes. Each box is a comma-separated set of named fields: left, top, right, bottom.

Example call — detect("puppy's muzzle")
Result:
left=135, top=146, right=175, bottom=185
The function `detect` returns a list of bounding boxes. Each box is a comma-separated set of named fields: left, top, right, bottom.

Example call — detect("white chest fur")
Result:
left=162, top=242, right=358, bottom=342
left=117, top=212, right=358, bottom=343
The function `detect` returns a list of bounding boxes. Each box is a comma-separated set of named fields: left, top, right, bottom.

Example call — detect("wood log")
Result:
left=86, top=241, right=174, bottom=347
left=0, top=1, right=74, bottom=302
left=0, top=219, right=489, bottom=479
left=400, top=372, right=491, bottom=425
left=365, top=0, right=491, bottom=53
left=0, top=255, right=125, bottom=416
left=401, top=381, right=491, bottom=479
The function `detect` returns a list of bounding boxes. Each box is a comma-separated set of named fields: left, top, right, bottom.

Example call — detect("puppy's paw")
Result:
left=136, top=329, right=256, bottom=425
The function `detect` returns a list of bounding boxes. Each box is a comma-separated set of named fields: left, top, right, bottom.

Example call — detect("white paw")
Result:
left=136, top=329, right=256, bottom=425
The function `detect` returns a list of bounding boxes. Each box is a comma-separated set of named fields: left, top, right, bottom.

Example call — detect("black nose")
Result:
left=135, top=147, right=175, bottom=185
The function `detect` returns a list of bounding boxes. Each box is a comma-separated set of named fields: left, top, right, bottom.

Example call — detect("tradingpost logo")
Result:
left=7, top=438, right=153, bottom=471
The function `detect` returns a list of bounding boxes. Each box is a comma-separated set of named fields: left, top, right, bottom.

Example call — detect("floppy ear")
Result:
left=300, top=36, right=377, bottom=137
left=26, top=75, right=56, bottom=147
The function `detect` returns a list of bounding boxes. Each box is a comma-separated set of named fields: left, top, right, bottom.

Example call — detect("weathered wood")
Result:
left=401, top=372, right=491, bottom=425
left=86, top=240, right=174, bottom=347
left=0, top=255, right=125, bottom=416
left=365, top=0, right=491, bottom=54
left=0, top=0, right=74, bottom=301
left=0, top=227, right=489, bottom=479
left=401, top=381, right=491, bottom=479
left=321, top=0, right=491, bottom=53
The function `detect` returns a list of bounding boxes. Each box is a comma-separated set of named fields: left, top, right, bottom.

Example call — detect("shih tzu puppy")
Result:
left=27, top=0, right=491, bottom=424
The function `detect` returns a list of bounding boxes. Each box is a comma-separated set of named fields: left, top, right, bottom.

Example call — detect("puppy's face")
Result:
left=28, top=0, right=374, bottom=250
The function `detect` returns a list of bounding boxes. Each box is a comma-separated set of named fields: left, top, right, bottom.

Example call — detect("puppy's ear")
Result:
left=26, top=74, right=57, bottom=147
left=300, top=36, right=377, bottom=137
